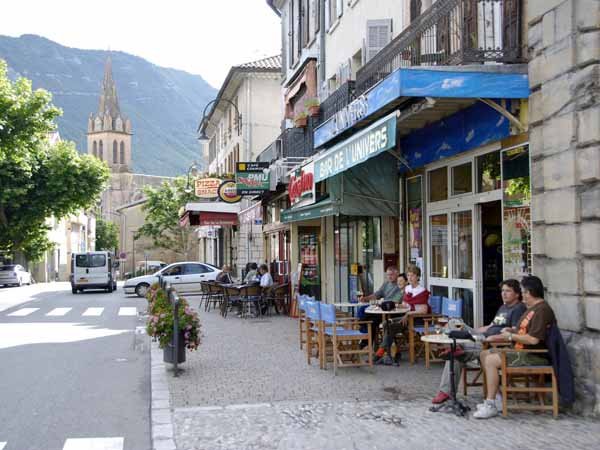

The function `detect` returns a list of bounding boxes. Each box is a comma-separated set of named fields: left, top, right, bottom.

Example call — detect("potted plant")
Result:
left=146, top=283, right=202, bottom=364
left=295, top=111, right=308, bottom=128
left=305, top=98, right=320, bottom=117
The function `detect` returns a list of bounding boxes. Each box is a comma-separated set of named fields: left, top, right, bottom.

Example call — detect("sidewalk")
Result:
left=156, top=298, right=600, bottom=450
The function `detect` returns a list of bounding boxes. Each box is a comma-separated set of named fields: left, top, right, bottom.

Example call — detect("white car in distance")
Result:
left=124, top=262, right=222, bottom=297
left=0, top=264, right=33, bottom=287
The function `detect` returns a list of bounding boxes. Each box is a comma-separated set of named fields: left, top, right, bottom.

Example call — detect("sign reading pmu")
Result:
left=314, top=112, right=397, bottom=183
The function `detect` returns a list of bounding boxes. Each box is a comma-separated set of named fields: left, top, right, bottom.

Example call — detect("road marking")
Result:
left=7, top=308, right=39, bottom=316
left=63, top=437, right=124, bottom=450
left=82, top=307, right=104, bottom=317
left=47, top=307, right=72, bottom=316
left=118, top=307, right=137, bottom=316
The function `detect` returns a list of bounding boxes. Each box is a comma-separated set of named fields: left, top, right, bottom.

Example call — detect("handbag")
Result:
left=380, top=301, right=395, bottom=311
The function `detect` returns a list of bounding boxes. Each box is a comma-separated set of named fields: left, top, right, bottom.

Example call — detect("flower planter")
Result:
left=295, top=117, right=307, bottom=128
left=163, top=332, right=186, bottom=364
left=308, top=105, right=320, bottom=117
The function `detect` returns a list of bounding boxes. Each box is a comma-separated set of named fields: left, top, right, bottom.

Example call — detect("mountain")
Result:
left=0, top=34, right=216, bottom=176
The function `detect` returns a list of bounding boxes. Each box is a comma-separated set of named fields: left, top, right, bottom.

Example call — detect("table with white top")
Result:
left=421, top=333, right=474, bottom=417
left=364, top=305, right=410, bottom=322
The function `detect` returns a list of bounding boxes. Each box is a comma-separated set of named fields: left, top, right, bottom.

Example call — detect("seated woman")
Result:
left=243, top=262, right=259, bottom=284
left=376, top=265, right=429, bottom=365
left=216, top=265, right=234, bottom=284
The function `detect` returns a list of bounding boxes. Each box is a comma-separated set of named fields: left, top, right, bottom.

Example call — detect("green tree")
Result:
left=0, top=60, right=110, bottom=261
left=136, top=177, right=196, bottom=259
left=96, top=218, right=119, bottom=252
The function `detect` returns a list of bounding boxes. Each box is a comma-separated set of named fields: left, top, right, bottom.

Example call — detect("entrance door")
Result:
left=428, top=207, right=476, bottom=326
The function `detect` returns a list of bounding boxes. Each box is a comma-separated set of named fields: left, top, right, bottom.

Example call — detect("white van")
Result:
left=70, top=251, right=117, bottom=294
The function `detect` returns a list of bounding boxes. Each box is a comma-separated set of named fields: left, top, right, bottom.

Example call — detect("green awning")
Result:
left=281, top=198, right=340, bottom=223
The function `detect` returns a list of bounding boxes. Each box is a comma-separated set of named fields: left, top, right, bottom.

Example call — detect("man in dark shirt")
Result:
left=432, top=279, right=527, bottom=405
left=474, top=275, right=557, bottom=419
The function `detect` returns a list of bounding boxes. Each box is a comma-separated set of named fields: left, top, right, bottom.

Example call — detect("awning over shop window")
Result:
left=180, top=202, right=240, bottom=227
left=281, top=198, right=339, bottom=223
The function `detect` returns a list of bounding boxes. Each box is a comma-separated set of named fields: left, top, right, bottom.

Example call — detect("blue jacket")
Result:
left=545, top=324, right=575, bottom=406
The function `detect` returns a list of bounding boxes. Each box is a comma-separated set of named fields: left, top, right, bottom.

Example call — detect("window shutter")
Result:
left=312, top=0, right=319, bottom=35
left=365, top=19, right=392, bottom=62
left=302, top=0, right=310, bottom=47
left=325, top=0, right=330, bottom=29
left=336, top=0, right=343, bottom=18
left=289, top=4, right=295, bottom=67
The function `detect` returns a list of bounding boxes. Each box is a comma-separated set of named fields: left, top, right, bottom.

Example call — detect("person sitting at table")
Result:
left=357, top=266, right=402, bottom=345
left=474, top=275, right=557, bottom=419
left=431, top=279, right=526, bottom=405
left=244, top=262, right=259, bottom=284
left=216, top=265, right=234, bottom=284
left=258, top=264, right=274, bottom=315
left=375, top=272, right=408, bottom=364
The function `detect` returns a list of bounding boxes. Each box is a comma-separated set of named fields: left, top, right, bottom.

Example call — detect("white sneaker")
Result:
left=473, top=401, right=498, bottom=419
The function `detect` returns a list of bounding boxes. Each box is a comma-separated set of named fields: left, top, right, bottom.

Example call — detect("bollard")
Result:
left=167, top=284, right=181, bottom=377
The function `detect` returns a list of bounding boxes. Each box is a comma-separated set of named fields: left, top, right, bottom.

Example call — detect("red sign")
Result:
left=289, top=162, right=315, bottom=206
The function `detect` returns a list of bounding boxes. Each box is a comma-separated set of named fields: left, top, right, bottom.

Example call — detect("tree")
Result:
left=0, top=60, right=110, bottom=261
left=96, top=218, right=119, bottom=252
left=135, top=177, right=196, bottom=259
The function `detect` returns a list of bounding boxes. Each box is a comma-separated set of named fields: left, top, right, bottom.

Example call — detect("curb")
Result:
left=150, top=342, right=177, bottom=450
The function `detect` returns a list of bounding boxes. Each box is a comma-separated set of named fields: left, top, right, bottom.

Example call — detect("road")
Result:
left=0, top=282, right=150, bottom=450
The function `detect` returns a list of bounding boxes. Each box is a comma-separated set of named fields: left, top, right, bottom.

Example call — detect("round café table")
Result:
left=364, top=305, right=410, bottom=322
left=421, top=333, right=473, bottom=417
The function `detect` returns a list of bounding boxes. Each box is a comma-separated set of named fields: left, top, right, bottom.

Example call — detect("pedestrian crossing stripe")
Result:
left=7, top=308, right=39, bottom=316
left=82, top=307, right=104, bottom=316
left=47, top=307, right=72, bottom=316
left=62, top=437, right=124, bottom=450
left=118, top=307, right=137, bottom=316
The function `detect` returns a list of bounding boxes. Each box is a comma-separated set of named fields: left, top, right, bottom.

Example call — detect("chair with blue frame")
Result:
left=423, top=297, right=464, bottom=368
left=297, top=294, right=312, bottom=350
left=406, top=295, right=442, bottom=365
left=319, top=303, right=373, bottom=375
left=304, top=299, right=322, bottom=365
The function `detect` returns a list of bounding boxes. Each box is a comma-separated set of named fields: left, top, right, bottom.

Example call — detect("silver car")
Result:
left=0, top=264, right=33, bottom=287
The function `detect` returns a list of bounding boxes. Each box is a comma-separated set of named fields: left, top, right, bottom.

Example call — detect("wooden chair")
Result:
left=462, top=363, right=484, bottom=396
left=297, top=294, right=313, bottom=350
left=423, top=297, right=463, bottom=368
left=205, top=282, right=223, bottom=312
left=498, top=348, right=559, bottom=418
left=221, top=285, right=241, bottom=318
left=238, top=284, right=262, bottom=318
left=319, top=303, right=373, bottom=375
left=264, top=283, right=290, bottom=315
left=304, top=300, right=321, bottom=365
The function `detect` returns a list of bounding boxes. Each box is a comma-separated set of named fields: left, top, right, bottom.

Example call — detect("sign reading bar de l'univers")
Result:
left=314, top=112, right=397, bottom=183
left=236, top=162, right=270, bottom=195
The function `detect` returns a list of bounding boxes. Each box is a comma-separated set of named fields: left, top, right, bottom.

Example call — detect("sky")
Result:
left=0, top=0, right=281, bottom=88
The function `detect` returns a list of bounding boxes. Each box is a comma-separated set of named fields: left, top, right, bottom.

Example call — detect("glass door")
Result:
left=428, top=207, right=477, bottom=326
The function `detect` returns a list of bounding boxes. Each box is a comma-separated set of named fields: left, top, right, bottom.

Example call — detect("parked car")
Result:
left=70, top=251, right=118, bottom=294
left=0, top=264, right=32, bottom=287
left=123, top=262, right=222, bottom=297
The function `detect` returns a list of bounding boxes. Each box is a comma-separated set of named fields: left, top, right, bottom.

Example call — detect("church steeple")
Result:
left=98, top=56, right=121, bottom=118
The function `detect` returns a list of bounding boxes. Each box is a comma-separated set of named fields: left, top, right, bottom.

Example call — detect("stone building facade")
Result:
left=528, top=0, right=600, bottom=415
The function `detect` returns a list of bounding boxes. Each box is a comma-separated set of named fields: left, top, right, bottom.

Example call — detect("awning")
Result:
left=180, top=202, right=240, bottom=227
left=281, top=198, right=340, bottom=223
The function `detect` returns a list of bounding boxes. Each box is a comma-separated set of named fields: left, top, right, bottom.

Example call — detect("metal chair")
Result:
left=238, top=284, right=262, bottom=318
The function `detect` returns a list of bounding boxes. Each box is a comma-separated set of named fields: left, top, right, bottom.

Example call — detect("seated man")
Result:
left=216, top=265, right=234, bottom=284
left=357, top=266, right=402, bottom=344
left=243, top=262, right=259, bottom=284
left=376, top=264, right=429, bottom=364
left=474, top=275, right=556, bottom=419
left=431, top=279, right=527, bottom=404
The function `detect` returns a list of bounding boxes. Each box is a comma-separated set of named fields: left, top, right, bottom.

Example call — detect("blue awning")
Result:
left=314, top=65, right=529, bottom=149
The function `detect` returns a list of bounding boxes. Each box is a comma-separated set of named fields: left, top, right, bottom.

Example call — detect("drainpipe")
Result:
left=318, top=0, right=326, bottom=94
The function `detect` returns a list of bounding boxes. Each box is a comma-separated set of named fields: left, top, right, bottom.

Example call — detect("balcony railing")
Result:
left=320, top=80, right=356, bottom=124
left=256, top=117, right=319, bottom=163
left=356, top=0, right=523, bottom=95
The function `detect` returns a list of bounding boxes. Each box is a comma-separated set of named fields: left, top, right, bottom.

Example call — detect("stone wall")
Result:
left=528, top=0, right=600, bottom=415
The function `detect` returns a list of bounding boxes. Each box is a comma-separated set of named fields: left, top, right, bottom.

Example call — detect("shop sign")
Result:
left=218, top=180, right=242, bottom=203
left=332, top=95, right=369, bottom=136
left=288, top=162, right=315, bottom=208
left=314, top=112, right=397, bottom=183
left=194, top=178, right=221, bottom=199
left=236, top=162, right=270, bottom=195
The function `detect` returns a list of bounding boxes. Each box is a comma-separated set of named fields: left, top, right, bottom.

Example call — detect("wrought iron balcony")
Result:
left=255, top=117, right=319, bottom=163
left=320, top=80, right=356, bottom=124
left=356, top=0, right=523, bottom=95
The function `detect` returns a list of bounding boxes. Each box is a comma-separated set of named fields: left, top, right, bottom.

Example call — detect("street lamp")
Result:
left=197, top=97, right=242, bottom=144
left=184, top=162, right=200, bottom=194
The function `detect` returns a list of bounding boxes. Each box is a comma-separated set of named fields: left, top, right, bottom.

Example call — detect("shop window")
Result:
left=428, top=167, right=448, bottom=202
left=406, top=176, right=423, bottom=267
left=430, top=285, right=448, bottom=298
left=477, top=151, right=501, bottom=192
left=451, top=162, right=472, bottom=196
left=452, top=211, right=473, bottom=279
left=430, top=214, right=448, bottom=278
left=502, top=145, right=532, bottom=279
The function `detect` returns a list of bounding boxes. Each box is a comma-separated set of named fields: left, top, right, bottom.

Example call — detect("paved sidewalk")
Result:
left=162, top=299, right=600, bottom=450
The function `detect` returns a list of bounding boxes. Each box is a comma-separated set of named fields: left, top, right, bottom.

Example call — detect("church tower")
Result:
left=87, top=56, right=132, bottom=172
